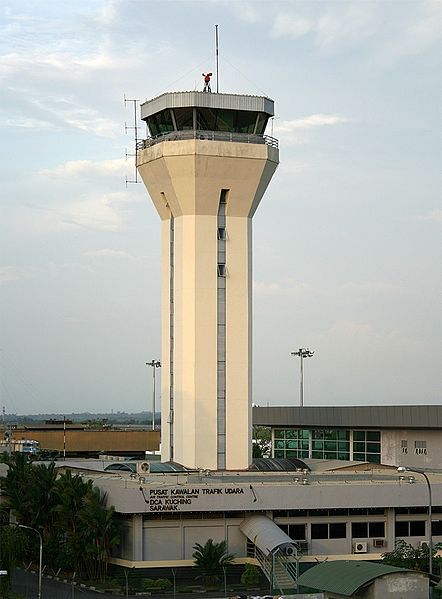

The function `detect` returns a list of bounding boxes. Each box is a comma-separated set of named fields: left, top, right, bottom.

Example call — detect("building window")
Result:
left=396, top=506, right=428, bottom=515
left=219, top=189, right=229, bottom=204
left=401, top=440, right=408, bottom=454
left=353, top=430, right=381, bottom=463
left=311, top=429, right=350, bottom=460
left=352, top=522, right=385, bottom=538
left=432, top=521, right=442, bottom=536
left=277, top=523, right=306, bottom=540
left=274, top=428, right=309, bottom=459
left=311, top=523, right=346, bottom=540
left=395, top=520, right=426, bottom=537
left=414, top=440, right=427, bottom=455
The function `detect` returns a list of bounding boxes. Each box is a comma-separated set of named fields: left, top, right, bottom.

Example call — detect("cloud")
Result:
left=317, top=319, right=420, bottom=356
left=271, top=14, right=313, bottom=39
left=267, top=1, right=441, bottom=65
left=253, top=279, right=315, bottom=299
left=274, top=114, right=348, bottom=133
left=40, top=158, right=127, bottom=179
left=341, top=280, right=414, bottom=299
left=413, top=209, right=442, bottom=226
left=0, top=266, right=34, bottom=283
left=29, top=192, right=128, bottom=233
left=315, top=4, right=377, bottom=51
left=83, top=248, right=134, bottom=259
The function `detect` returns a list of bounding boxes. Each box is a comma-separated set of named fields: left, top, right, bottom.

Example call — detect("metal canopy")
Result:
left=240, top=514, right=294, bottom=556
left=297, top=561, right=420, bottom=597
left=140, top=91, right=274, bottom=120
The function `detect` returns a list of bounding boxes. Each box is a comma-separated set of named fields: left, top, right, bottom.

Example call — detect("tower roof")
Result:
left=140, top=91, right=274, bottom=121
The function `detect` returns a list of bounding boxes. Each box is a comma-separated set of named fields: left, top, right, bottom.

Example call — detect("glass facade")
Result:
left=274, top=428, right=309, bottom=459
left=311, top=429, right=350, bottom=460
left=273, top=428, right=381, bottom=463
left=353, top=430, right=381, bottom=463
left=146, top=107, right=269, bottom=137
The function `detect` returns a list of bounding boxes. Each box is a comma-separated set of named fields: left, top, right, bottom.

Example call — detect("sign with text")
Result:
left=147, top=486, right=246, bottom=512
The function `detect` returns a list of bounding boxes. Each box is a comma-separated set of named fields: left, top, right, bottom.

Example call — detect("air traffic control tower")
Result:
left=136, top=91, right=279, bottom=471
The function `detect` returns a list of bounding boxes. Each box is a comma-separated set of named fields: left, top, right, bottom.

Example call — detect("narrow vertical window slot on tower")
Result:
left=217, top=189, right=228, bottom=469
left=169, top=214, right=175, bottom=459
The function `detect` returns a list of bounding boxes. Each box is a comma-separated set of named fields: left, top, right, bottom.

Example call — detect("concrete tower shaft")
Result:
left=136, top=92, right=279, bottom=470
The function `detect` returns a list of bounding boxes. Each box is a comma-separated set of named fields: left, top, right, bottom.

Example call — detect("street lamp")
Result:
left=291, top=348, right=314, bottom=407
left=17, top=524, right=42, bottom=599
left=397, top=466, right=433, bottom=578
left=146, top=360, right=161, bottom=431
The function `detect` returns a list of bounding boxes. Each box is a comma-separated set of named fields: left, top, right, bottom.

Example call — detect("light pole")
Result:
left=18, top=524, right=42, bottom=599
left=291, top=348, right=314, bottom=407
left=146, top=360, right=161, bottom=430
left=397, top=466, right=433, bottom=579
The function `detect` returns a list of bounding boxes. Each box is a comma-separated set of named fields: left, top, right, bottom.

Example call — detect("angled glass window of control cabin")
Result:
left=137, top=91, right=278, bottom=148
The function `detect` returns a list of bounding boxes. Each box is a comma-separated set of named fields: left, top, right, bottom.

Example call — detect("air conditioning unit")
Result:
left=418, top=540, right=428, bottom=548
left=279, top=543, right=297, bottom=557
left=373, top=539, right=385, bottom=548
left=297, top=541, right=309, bottom=553
left=354, top=542, right=368, bottom=553
left=136, top=461, right=151, bottom=475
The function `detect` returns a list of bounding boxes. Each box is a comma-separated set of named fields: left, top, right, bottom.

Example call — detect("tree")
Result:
left=0, top=453, right=58, bottom=534
left=382, top=539, right=442, bottom=576
left=192, top=539, right=235, bottom=586
left=1, top=454, right=121, bottom=584
left=0, top=512, right=28, bottom=597
left=241, top=563, right=261, bottom=586
left=252, top=426, right=271, bottom=458
left=77, top=487, right=121, bottom=582
left=0, top=453, right=35, bottom=525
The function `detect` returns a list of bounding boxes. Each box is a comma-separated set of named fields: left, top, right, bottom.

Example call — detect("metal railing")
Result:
left=246, top=542, right=298, bottom=593
left=136, top=129, right=278, bottom=150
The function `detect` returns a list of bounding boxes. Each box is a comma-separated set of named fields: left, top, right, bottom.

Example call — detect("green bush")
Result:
left=241, top=563, right=261, bottom=586
left=154, top=578, right=173, bottom=589
left=140, top=578, right=155, bottom=590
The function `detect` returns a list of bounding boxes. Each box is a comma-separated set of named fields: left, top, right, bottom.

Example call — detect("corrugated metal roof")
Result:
left=140, top=91, right=274, bottom=119
left=253, top=405, right=442, bottom=429
left=297, top=561, right=419, bottom=596
left=240, top=514, right=294, bottom=555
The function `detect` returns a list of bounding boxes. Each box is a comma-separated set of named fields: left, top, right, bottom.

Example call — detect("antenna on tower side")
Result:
left=215, top=24, right=219, bottom=93
left=124, top=94, right=140, bottom=187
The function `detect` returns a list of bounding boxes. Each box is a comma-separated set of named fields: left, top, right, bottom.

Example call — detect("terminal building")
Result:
left=254, top=404, right=442, bottom=470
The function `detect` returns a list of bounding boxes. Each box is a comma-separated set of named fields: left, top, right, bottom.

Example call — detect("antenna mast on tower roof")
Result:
left=215, top=24, right=219, bottom=93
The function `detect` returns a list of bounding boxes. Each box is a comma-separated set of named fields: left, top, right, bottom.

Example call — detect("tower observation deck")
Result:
left=137, top=91, right=279, bottom=470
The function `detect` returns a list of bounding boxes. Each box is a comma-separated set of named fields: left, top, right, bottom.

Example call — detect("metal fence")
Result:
left=136, top=130, right=279, bottom=150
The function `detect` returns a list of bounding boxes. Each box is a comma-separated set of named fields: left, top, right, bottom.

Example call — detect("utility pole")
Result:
left=291, top=348, right=314, bottom=407
left=146, top=360, right=161, bottom=430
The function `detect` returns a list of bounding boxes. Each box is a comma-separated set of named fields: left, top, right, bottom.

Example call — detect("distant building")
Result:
left=253, top=405, right=442, bottom=469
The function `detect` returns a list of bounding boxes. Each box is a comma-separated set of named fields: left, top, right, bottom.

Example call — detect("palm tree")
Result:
left=53, top=472, right=120, bottom=580
left=0, top=452, right=35, bottom=525
left=52, top=470, right=95, bottom=571
left=192, top=539, right=235, bottom=586
left=77, top=487, right=121, bottom=582
left=0, top=517, right=28, bottom=597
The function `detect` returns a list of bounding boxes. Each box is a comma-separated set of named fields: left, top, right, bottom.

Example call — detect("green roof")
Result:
left=297, top=561, right=419, bottom=597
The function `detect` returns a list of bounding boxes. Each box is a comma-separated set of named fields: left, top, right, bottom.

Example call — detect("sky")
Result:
left=0, top=0, right=441, bottom=415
